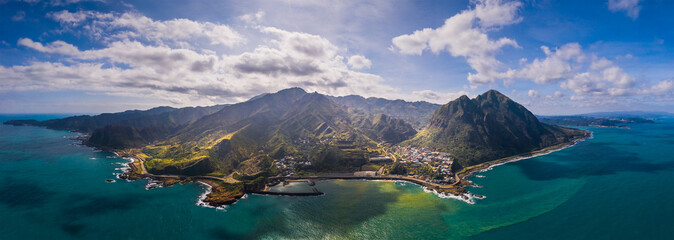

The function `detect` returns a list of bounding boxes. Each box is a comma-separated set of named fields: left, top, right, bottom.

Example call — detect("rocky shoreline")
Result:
left=111, top=130, right=590, bottom=208
left=115, top=155, right=248, bottom=208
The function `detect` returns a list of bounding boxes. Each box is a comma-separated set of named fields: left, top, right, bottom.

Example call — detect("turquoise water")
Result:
left=1, top=114, right=673, bottom=239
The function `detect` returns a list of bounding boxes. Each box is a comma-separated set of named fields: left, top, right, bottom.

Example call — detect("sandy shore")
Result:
left=455, top=131, right=592, bottom=187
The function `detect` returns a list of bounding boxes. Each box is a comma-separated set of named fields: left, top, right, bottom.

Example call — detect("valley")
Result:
left=4, top=88, right=588, bottom=206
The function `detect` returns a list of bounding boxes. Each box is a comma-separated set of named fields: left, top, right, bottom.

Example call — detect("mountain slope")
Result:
left=4, top=106, right=177, bottom=132
left=4, top=105, right=226, bottom=149
left=405, top=90, right=587, bottom=168
left=330, top=95, right=440, bottom=129
left=142, top=89, right=417, bottom=175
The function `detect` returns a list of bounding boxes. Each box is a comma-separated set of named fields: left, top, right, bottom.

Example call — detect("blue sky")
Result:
left=0, top=0, right=672, bottom=115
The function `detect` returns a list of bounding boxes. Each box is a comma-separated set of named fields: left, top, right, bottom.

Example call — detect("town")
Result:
left=271, top=144, right=455, bottom=184
left=389, top=146, right=454, bottom=183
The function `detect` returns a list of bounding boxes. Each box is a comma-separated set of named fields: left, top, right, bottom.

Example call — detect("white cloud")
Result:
left=608, top=0, right=642, bottom=19
left=239, top=10, right=265, bottom=24
left=222, top=27, right=394, bottom=97
left=49, top=0, right=106, bottom=6
left=473, top=0, right=523, bottom=28
left=506, top=43, right=584, bottom=84
left=4, top=11, right=400, bottom=106
left=347, top=55, right=372, bottom=69
left=18, top=38, right=80, bottom=55
left=547, top=91, right=565, bottom=100
left=589, top=57, right=613, bottom=70
left=391, top=0, right=522, bottom=85
left=506, top=42, right=640, bottom=97
left=559, top=67, right=635, bottom=97
left=644, top=80, right=674, bottom=95
left=260, top=27, right=339, bottom=58
left=528, top=89, right=539, bottom=98
left=12, top=0, right=103, bottom=5
left=49, top=10, right=245, bottom=48
left=49, top=10, right=93, bottom=25
left=410, top=90, right=470, bottom=103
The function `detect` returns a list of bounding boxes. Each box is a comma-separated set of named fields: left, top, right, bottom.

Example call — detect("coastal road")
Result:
left=136, top=158, right=148, bottom=174
left=225, top=172, right=241, bottom=183
left=131, top=156, right=236, bottom=183
left=150, top=174, right=229, bottom=182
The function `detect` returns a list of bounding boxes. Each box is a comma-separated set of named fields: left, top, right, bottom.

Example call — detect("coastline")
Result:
left=113, top=152, right=248, bottom=208
left=111, top=130, right=591, bottom=208
left=454, top=131, right=592, bottom=187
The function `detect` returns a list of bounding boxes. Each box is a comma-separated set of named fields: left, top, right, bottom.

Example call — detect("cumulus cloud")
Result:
left=3, top=11, right=397, bottom=105
left=49, top=10, right=245, bottom=48
left=239, top=10, right=265, bottom=24
left=608, top=0, right=642, bottom=19
left=48, top=10, right=94, bottom=25
left=230, top=46, right=323, bottom=77
left=391, top=0, right=522, bottom=85
left=506, top=43, right=584, bottom=84
left=18, top=38, right=80, bottom=55
left=347, top=55, right=372, bottom=69
left=547, top=91, right=565, bottom=100
left=261, top=27, right=338, bottom=58
left=506, top=42, right=639, bottom=97
left=528, top=89, right=539, bottom=98
left=644, top=79, right=674, bottom=95
left=223, top=27, right=393, bottom=96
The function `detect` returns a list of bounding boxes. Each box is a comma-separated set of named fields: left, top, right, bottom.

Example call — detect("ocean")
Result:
left=1, top=114, right=672, bottom=239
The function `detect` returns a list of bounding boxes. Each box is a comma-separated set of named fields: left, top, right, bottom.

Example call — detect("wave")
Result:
left=420, top=186, right=481, bottom=204
left=113, top=159, right=134, bottom=182
left=195, top=182, right=228, bottom=210
left=145, top=179, right=162, bottom=190
left=461, top=136, right=590, bottom=201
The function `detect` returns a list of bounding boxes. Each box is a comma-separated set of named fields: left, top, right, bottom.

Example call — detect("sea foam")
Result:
left=195, top=182, right=228, bottom=210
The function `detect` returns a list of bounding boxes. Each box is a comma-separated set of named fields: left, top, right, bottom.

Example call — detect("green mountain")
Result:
left=5, top=106, right=177, bottom=132
left=404, top=90, right=586, bottom=169
left=330, top=95, right=440, bottom=129
left=5, top=105, right=226, bottom=149
left=142, top=88, right=417, bottom=175
left=4, top=87, right=588, bottom=176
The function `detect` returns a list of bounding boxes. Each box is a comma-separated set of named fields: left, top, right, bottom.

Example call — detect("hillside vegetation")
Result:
left=403, top=90, right=587, bottom=168
left=4, top=88, right=586, bottom=176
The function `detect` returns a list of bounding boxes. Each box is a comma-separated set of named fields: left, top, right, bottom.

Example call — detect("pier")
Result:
left=249, top=187, right=324, bottom=196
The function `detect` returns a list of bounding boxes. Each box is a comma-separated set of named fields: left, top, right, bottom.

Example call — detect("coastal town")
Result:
left=273, top=156, right=312, bottom=177
left=271, top=144, right=455, bottom=184
left=390, top=146, right=454, bottom=183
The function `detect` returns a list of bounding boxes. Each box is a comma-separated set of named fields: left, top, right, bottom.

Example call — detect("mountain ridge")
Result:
left=404, top=90, right=587, bottom=168
left=4, top=87, right=586, bottom=175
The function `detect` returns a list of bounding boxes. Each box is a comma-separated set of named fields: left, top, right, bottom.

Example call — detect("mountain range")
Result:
left=329, top=95, right=441, bottom=129
left=4, top=88, right=585, bottom=175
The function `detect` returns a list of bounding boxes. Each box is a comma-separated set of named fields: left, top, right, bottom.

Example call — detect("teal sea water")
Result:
left=1, top=114, right=673, bottom=239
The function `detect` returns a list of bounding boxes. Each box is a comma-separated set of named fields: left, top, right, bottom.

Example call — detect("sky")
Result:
left=0, top=0, right=672, bottom=115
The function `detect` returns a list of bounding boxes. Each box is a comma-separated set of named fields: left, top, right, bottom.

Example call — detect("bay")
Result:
left=1, top=114, right=672, bottom=239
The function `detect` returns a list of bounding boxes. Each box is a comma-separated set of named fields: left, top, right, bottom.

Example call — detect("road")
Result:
left=132, top=156, right=234, bottom=182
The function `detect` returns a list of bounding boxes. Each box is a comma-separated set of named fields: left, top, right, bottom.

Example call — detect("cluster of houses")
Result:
left=393, top=146, right=454, bottom=179
left=273, top=156, right=311, bottom=177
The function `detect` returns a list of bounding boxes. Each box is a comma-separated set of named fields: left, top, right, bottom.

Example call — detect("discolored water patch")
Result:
left=0, top=178, right=52, bottom=207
